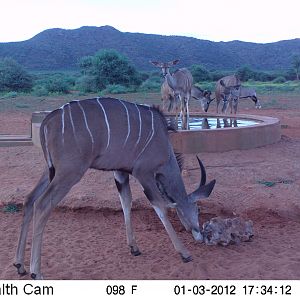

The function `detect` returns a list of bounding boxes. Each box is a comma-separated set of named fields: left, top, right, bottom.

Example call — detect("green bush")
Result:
left=0, top=58, right=33, bottom=92
left=236, top=66, right=255, bottom=81
left=44, top=74, right=71, bottom=93
left=33, top=73, right=76, bottom=94
left=76, top=75, right=98, bottom=93
left=3, top=91, right=18, bottom=98
left=195, top=82, right=215, bottom=91
left=103, top=84, right=134, bottom=94
left=79, top=49, right=141, bottom=90
left=190, top=64, right=211, bottom=82
left=32, top=85, right=49, bottom=96
left=139, top=76, right=161, bottom=92
left=210, top=70, right=233, bottom=81
left=272, top=76, right=286, bottom=83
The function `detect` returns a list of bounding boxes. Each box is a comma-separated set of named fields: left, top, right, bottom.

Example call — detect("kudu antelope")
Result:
left=161, top=78, right=178, bottom=112
left=150, top=60, right=193, bottom=130
left=239, top=86, right=262, bottom=110
left=14, top=97, right=216, bottom=279
left=191, top=86, right=214, bottom=112
left=215, top=75, right=241, bottom=113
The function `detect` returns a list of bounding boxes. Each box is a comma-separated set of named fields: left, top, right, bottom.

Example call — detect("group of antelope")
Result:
left=13, top=59, right=262, bottom=280
left=150, top=60, right=261, bottom=130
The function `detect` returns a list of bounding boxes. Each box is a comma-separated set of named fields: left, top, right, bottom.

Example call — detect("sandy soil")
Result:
left=1, top=100, right=300, bottom=280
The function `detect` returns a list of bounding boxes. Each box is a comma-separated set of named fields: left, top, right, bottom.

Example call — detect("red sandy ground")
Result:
left=0, top=100, right=300, bottom=280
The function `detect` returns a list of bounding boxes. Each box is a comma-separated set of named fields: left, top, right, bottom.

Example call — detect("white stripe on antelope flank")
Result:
left=96, top=98, right=110, bottom=150
left=67, top=104, right=76, bottom=137
left=137, top=109, right=155, bottom=158
left=118, top=99, right=131, bottom=147
left=67, top=103, right=82, bottom=152
left=134, top=104, right=142, bottom=146
left=43, top=125, right=52, bottom=168
left=77, top=101, right=94, bottom=145
left=60, top=103, right=68, bottom=144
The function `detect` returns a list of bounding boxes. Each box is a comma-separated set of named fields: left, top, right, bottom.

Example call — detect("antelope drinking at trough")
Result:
left=215, top=75, right=241, bottom=114
left=191, top=86, right=214, bottom=112
left=14, top=97, right=216, bottom=279
left=239, top=86, right=262, bottom=110
left=150, top=60, right=193, bottom=130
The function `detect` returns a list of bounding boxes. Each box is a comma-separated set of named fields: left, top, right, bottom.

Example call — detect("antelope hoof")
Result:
left=13, top=263, right=28, bottom=276
left=181, top=254, right=193, bottom=263
left=31, top=273, right=37, bottom=280
left=130, top=246, right=141, bottom=256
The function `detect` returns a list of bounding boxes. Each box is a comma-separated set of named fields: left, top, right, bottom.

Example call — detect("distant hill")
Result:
left=0, top=25, right=300, bottom=71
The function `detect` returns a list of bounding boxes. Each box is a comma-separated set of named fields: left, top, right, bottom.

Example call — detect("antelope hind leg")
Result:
left=30, top=167, right=87, bottom=279
left=114, top=171, right=141, bottom=256
left=14, top=169, right=50, bottom=276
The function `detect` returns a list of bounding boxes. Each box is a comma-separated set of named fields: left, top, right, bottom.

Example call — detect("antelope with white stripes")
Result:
left=150, top=60, right=193, bottom=130
left=160, top=78, right=178, bottom=112
left=14, top=97, right=216, bottom=279
left=215, top=75, right=241, bottom=114
left=191, top=86, right=214, bottom=112
left=239, top=86, right=262, bottom=111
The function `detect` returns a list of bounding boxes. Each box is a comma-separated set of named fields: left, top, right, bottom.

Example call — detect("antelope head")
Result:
left=150, top=60, right=180, bottom=77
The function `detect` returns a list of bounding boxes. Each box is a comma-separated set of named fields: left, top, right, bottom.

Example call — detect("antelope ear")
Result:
left=220, top=80, right=225, bottom=87
left=170, top=59, right=180, bottom=66
left=150, top=61, right=162, bottom=67
left=189, top=179, right=216, bottom=203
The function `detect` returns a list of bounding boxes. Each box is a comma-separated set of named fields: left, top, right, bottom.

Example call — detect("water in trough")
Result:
left=167, top=116, right=261, bottom=130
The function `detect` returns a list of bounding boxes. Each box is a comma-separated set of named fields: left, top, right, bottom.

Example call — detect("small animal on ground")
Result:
left=203, top=217, right=253, bottom=246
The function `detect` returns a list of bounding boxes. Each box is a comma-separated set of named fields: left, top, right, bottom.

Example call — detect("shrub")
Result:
left=44, top=74, right=71, bottom=93
left=236, top=66, right=255, bottom=81
left=139, top=76, right=161, bottom=92
left=190, top=64, right=211, bottom=82
left=0, top=58, right=33, bottom=92
left=32, top=85, right=49, bottom=97
left=78, top=49, right=141, bottom=90
left=103, top=84, right=134, bottom=94
left=272, top=76, right=286, bottom=83
left=76, top=75, right=98, bottom=93
left=3, top=91, right=18, bottom=98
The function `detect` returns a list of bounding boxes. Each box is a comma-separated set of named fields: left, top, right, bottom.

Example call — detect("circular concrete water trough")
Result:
left=31, top=111, right=281, bottom=153
left=168, top=113, right=281, bottom=153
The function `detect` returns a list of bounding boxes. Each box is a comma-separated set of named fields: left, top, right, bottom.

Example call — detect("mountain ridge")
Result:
left=0, top=25, right=299, bottom=71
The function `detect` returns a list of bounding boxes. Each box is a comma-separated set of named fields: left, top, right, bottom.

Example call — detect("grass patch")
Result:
left=2, top=203, right=21, bottom=213
left=258, top=180, right=276, bottom=187
left=257, top=179, right=293, bottom=187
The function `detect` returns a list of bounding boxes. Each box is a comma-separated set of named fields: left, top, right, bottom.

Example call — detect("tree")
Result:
left=79, top=49, right=141, bottom=91
left=236, top=66, right=254, bottom=81
left=190, top=64, right=211, bottom=82
left=292, top=55, right=300, bottom=80
left=0, top=58, right=33, bottom=92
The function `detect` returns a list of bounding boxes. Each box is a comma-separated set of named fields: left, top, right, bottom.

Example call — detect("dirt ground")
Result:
left=1, top=96, right=300, bottom=280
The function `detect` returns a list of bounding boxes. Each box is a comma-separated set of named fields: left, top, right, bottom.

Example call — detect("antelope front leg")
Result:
left=138, top=175, right=192, bottom=262
left=152, top=205, right=192, bottom=262
left=114, top=171, right=141, bottom=256
left=186, top=96, right=190, bottom=130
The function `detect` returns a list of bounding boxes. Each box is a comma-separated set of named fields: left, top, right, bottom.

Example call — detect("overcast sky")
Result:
left=1, top=0, right=299, bottom=43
